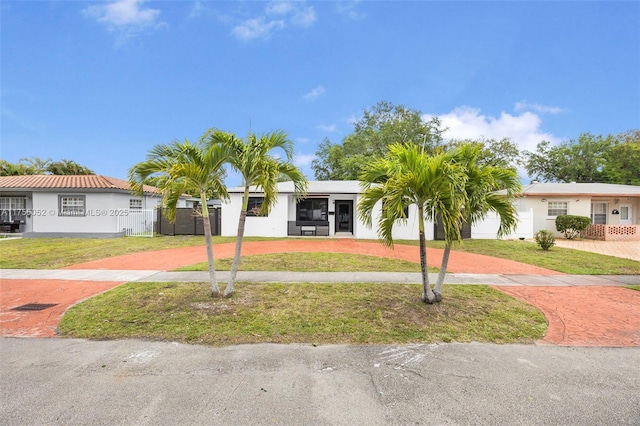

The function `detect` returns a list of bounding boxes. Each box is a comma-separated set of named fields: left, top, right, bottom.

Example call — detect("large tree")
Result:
left=206, top=130, right=308, bottom=298
left=602, top=130, right=640, bottom=185
left=433, top=143, right=521, bottom=299
left=524, top=133, right=615, bottom=183
left=445, top=137, right=522, bottom=170
left=128, top=136, right=230, bottom=297
left=312, top=101, right=445, bottom=180
left=357, top=143, right=466, bottom=304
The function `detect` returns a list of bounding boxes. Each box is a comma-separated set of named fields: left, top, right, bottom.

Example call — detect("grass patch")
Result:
left=177, top=252, right=436, bottom=272
left=59, top=282, right=547, bottom=346
left=628, top=286, right=640, bottom=292
left=399, top=239, right=640, bottom=275
left=0, top=236, right=275, bottom=269
left=2, top=236, right=637, bottom=275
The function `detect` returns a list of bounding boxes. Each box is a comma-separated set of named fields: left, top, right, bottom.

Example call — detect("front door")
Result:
left=620, top=205, right=633, bottom=225
left=335, top=200, right=353, bottom=233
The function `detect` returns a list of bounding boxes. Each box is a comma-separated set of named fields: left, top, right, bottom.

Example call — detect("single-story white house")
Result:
left=513, top=182, right=640, bottom=240
left=0, top=175, right=191, bottom=238
left=221, top=180, right=533, bottom=241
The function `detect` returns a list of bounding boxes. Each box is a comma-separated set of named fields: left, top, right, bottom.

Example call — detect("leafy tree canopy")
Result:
left=0, top=157, right=94, bottom=176
left=312, top=101, right=445, bottom=180
left=601, top=130, right=640, bottom=185
left=445, top=137, right=522, bottom=171
left=524, top=131, right=639, bottom=184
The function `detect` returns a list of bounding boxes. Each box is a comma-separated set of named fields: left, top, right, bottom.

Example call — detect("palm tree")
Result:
left=128, top=136, right=230, bottom=297
left=206, top=130, right=308, bottom=297
left=432, top=144, right=521, bottom=300
left=358, top=143, right=467, bottom=304
left=47, top=159, right=95, bottom=175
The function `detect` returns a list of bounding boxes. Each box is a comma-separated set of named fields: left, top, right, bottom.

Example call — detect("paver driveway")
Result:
left=1, top=239, right=638, bottom=346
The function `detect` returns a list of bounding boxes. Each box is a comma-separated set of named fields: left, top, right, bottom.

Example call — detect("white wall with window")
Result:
left=129, top=198, right=143, bottom=210
left=524, top=196, right=591, bottom=235
left=24, top=192, right=161, bottom=236
left=221, top=192, right=289, bottom=237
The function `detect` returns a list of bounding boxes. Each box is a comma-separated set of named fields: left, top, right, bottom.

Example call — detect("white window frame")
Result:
left=59, top=195, right=86, bottom=217
left=591, top=202, right=607, bottom=225
left=547, top=201, right=568, bottom=217
left=129, top=198, right=143, bottom=210
left=0, top=197, right=26, bottom=222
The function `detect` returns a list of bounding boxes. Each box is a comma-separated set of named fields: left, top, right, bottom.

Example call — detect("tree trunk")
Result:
left=433, top=244, right=451, bottom=302
left=224, top=185, right=249, bottom=298
left=200, top=193, right=220, bottom=297
left=418, top=205, right=436, bottom=304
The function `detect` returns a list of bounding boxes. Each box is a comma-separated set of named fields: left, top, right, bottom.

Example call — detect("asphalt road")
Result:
left=1, top=338, right=639, bottom=425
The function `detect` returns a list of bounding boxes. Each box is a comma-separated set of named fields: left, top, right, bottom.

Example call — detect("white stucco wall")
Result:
left=521, top=196, right=591, bottom=235
left=28, top=191, right=162, bottom=235
left=221, top=192, right=432, bottom=241
left=471, top=209, right=534, bottom=239
left=221, top=192, right=289, bottom=237
left=358, top=200, right=431, bottom=240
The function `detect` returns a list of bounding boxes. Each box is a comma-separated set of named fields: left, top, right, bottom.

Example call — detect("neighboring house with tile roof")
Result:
left=512, top=182, right=640, bottom=240
left=0, top=175, right=190, bottom=237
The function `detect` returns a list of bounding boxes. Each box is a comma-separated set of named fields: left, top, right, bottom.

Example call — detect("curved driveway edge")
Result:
left=495, top=285, right=640, bottom=347
left=2, top=240, right=639, bottom=346
left=63, top=239, right=562, bottom=275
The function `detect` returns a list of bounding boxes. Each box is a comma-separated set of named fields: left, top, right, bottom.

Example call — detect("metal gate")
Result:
left=117, top=209, right=155, bottom=237
left=155, top=207, right=221, bottom=236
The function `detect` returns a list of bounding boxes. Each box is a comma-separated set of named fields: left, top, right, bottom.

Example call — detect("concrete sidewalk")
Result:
left=2, top=268, right=639, bottom=286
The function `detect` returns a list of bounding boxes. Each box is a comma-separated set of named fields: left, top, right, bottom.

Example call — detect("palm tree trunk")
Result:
left=224, top=186, right=249, bottom=297
left=433, top=244, right=450, bottom=302
left=200, top=193, right=220, bottom=297
left=418, top=205, right=436, bottom=304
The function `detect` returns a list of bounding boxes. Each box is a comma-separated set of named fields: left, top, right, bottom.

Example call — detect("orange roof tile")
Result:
left=0, top=175, right=162, bottom=194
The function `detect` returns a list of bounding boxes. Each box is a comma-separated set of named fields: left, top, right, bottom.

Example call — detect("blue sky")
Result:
left=2, top=0, right=639, bottom=185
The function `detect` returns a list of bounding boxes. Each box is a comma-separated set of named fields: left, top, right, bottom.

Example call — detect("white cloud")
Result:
left=266, top=1, right=294, bottom=16
left=294, top=153, right=316, bottom=167
left=83, top=0, right=160, bottom=26
left=232, top=1, right=316, bottom=41
left=514, top=101, right=566, bottom=115
left=317, top=124, right=338, bottom=132
left=83, top=0, right=165, bottom=45
left=426, top=106, right=559, bottom=153
left=189, top=0, right=207, bottom=19
left=290, top=5, right=316, bottom=27
left=336, top=1, right=365, bottom=20
left=232, top=17, right=285, bottom=41
left=304, top=86, right=326, bottom=101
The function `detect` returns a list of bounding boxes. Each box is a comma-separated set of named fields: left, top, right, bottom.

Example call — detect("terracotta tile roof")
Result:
left=0, top=175, right=162, bottom=194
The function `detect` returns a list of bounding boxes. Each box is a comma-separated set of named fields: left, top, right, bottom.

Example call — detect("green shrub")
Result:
left=555, top=215, right=591, bottom=239
left=534, top=230, right=556, bottom=250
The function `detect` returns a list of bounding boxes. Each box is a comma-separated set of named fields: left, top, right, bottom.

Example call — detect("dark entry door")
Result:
left=335, top=200, right=353, bottom=232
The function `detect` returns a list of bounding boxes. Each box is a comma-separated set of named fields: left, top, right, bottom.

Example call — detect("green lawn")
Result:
left=1, top=236, right=638, bottom=274
left=179, top=252, right=437, bottom=272
left=399, top=239, right=640, bottom=275
left=0, top=236, right=271, bottom=269
left=59, top=282, right=547, bottom=346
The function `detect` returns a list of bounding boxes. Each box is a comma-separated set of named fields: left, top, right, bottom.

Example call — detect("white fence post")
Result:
left=117, top=208, right=155, bottom=237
